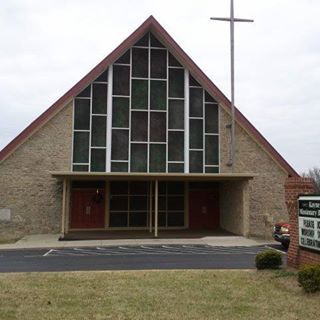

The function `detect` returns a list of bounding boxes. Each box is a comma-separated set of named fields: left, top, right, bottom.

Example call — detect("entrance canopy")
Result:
left=51, top=171, right=255, bottom=181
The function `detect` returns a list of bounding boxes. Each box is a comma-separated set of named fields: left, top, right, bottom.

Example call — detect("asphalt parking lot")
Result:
left=0, top=244, right=286, bottom=273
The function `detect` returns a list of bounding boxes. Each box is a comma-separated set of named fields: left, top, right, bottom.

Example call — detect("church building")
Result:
left=0, top=16, right=298, bottom=241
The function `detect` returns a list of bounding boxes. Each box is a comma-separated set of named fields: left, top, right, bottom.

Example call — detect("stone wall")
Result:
left=285, top=177, right=319, bottom=268
left=219, top=180, right=250, bottom=236
left=0, top=102, right=73, bottom=240
left=220, top=107, right=289, bottom=238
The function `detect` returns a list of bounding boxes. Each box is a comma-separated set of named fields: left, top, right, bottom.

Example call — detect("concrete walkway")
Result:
left=0, top=234, right=275, bottom=250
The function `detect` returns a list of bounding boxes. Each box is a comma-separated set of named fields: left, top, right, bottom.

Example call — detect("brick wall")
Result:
left=285, top=177, right=320, bottom=268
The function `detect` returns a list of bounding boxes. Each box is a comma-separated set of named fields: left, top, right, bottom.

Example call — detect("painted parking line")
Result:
left=40, top=245, right=278, bottom=257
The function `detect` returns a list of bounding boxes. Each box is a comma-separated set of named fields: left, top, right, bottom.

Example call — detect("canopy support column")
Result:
left=61, top=177, right=67, bottom=235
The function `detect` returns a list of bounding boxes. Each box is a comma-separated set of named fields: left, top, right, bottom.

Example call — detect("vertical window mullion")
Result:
left=128, top=48, right=132, bottom=173
left=147, top=33, right=151, bottom=173
left=202, top=89, right=205, bottom=173
left=106, top=66, right=113, bottom=172
left=184, top=69, right=189, bottom=173
left=89, top=84, right=93, bottom=172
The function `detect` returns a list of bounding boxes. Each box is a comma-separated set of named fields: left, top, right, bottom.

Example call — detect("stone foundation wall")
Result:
left=0, top=103, right=73, bottom=240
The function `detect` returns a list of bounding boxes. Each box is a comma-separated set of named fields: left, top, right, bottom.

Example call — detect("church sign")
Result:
left=298, top=196, right=320, bottom=252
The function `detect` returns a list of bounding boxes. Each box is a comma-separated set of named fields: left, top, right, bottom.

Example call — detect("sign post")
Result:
left=298, top=195, right=320, bottom=252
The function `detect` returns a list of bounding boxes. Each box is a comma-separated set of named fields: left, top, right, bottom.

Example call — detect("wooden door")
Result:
left=189, top=187, right=219, bottom=229
left=70, top=188, right=105, bottom=229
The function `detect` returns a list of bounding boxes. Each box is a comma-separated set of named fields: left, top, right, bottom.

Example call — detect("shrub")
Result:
left=298, top=264, right=320, bottom=293
left=255, top=249, right=282, bottom=270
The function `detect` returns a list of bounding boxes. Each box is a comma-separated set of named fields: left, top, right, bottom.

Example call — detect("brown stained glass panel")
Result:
left=169, top=69, right=184, bottom=98
left=168, top=131, right=184, bottom=161
left=90, top=148, right=106, bottom=172
left=115, top=50, right=130, bottom=64
left=205, top=104, right=218, bottom=133
left=205, top=135, right=219, bottom=165
left=74, top=99, right=90, bottom=130
left=168, top=163, right=184, bottom=173
left=189, top=151, right=203, bottom=173
left=91, top=116, right=106, bottom=147
left=150, top=112, right=166, bottom=142
left=150, top=80, right=166, bottom=110
left=77, top=85, right=91, bottom=97
left=189, top=88, right=203, bottom=117
left=113, top=65, right=130, bottom=96
left=132, top=48, right=148, bottom=78
left=95, top=69, right=108, bottom=82
left=151, top=49, right=167, bottom=79
left=168, top=52, right=182, bottom=67
left=150, top=33, right=165, bottom=48
left=73, top=132, right=89, bottom=163
left=112, top=97, right=129, bottom=128
left=92, top=83, right=108, bottom=114
left=73, top=164, right=89, bottom=172
left=134, top=33, right=149, bottom=46
left=205, top=166, right=219, bottom=173
left=168, top=99, right=184, bottom=129
left=190, top=119, right=203, bottom=149
left=205, top=91, right=218, bottom=103
left=131, top=111, right=148, bottom=141
left=132, top=80, right=148, bottom=109
left=111, top=162, right=128, bottom=173
left=149, top=144, right=166, bottom=172
left=111, top=129, right=129, bottom=160
left=131, top=144, right=147, bottom=172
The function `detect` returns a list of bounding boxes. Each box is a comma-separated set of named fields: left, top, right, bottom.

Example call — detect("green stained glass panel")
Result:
left=74, top=99, right=90, bottom=130
left=132, top=80, right=148, bottom=109
left=132, top=48, right=148, bottom=78
left=205, top=135, right=219, bottom=165
left=113, top=65, right=130, bottom=96
left=190, top=119, right=203, bottom=149
left=150, top=80, right=166, bottom=110
left=131, top=111, right=148, bottom=141
left=189, top=88, right=203, bottom=117
left=205, top=104, right=218, bottom=133
left=91, top=116, right=106, bottom=147
left=92, top=83, right=108, bottom=114
left=168, top=99, right=184, bottom=129
left=131, top=144, right=147, bottom=172
left=73, top=132, right=89, bottom=163
left=168, top=163, right=184, bottom=173
left=205, top=167, right=219, bottom=173
left=189, top=151, right=203, bottom=173
left=168, top=131, right=184, bottom=161
left=90, top=148, right=106, bottom=172
left=151, top=49, right=167, bottom=79
left=73, top=164, right=89, bottom=172
left=111, top=129, right=129, bottom=160
left=111, top=162, right=128, bottom=173
left=150, top=112, right=166, bottom=142
left=112, top=97, right=129, bottom=128
left=169, top=69, right=184, bottom=98
left=149, top=144, right=166, bottom=172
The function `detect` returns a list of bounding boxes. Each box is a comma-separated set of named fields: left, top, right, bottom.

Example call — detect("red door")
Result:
left=189, top=187, right=219, bottom=229
left=70, top=189, right=105, bottom=229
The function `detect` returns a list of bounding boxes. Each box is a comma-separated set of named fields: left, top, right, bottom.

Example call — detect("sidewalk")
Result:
left=0, top=234, right=275, bottom=250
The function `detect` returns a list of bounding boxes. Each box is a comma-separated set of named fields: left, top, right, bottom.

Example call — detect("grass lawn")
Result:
left=0, top=270, right=319, bottom=320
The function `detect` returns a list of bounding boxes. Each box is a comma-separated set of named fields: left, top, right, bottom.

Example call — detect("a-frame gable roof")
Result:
left=0, top=15, right=298, bottom=177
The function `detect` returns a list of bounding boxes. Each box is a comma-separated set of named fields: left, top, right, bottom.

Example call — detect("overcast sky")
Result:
left=0, top=0, right=319, bottom=173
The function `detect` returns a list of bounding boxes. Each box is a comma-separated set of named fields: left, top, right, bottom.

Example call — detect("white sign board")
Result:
left=298, top=196, right=320, bottom=252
